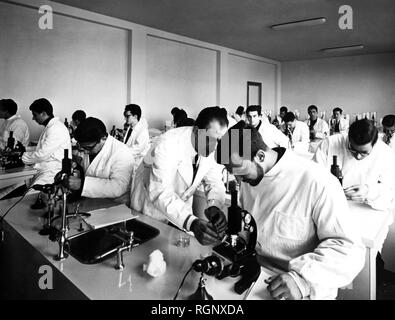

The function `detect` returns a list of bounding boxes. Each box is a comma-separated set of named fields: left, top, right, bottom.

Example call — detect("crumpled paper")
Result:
left=143, top=249, right=166, bottom=277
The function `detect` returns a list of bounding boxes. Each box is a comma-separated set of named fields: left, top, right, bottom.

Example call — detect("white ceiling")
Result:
left=53, top=0, right=395, bottom=61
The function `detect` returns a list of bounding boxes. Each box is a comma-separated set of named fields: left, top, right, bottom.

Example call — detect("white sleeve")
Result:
left=129, top=128, right=150, bottom=158
left=312, top=138, right=330, bottom=168
left=315, top=121, right=329, bottom=139
left=202, top=160, right=226, bottom=210
left=273, top=126, right=290, bottom=149
left=288, top=177, right=365, bottom=299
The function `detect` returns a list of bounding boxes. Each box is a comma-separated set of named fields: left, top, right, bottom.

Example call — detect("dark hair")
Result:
left=125, top=104, right=142, bottom=121
left=235, top=106, right=244, bottom=116
left=246, top=105, right=262, bottom=116
left=171, top=107, right=180, bottom=116
left=216, top=120, right=268, bottom=165
left=195, top=106, right=228, bottom=129
left=349, top=119, right=378, bottom=146
left=333, top=107, right=343, bottom=114
left=382, top=114, right=395, bottom=127
left=308, top=105, right=318, bottom=113
left=283, top=111, right=296, bottom=123
left=72, top=110, right=86, bottom=123
left=280, top=106, right=288, bottom=113
left=29, top=98, right=53, bottom=117
left=74, top=117, right=108, bottom=144
left=177, top=117, right=195, bottom=127
left=0, top=99, right=18, bottom=115
left=174, top=109, right=188, bottom=127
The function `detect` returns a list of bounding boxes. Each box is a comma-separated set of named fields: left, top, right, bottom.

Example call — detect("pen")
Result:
left=243, top=281, right=256, bottom=300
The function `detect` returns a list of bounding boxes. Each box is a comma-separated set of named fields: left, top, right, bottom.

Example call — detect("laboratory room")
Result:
left=1, top=0, right=395, bottom=305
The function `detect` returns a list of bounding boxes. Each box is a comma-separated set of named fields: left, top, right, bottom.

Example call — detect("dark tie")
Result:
left=192, top=154, right=199, bottom=182
left=125, top=127, right=133, bottom=144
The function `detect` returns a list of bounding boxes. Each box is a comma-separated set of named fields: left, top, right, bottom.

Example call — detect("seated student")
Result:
left=272, top=106, right=288, bottom=129
left=0, top=99, right=30, bottom=148
left=216, top=121, right=365, bottom=300
left=246, top=105, right=288, bottom=149
left=70, top=110, right=86, bottom=132
left=123, top=104, right=150, bottom=166
left=381, top=114, right=395, bottom=151
left=171, top=107, right=181, bottom=127
left=282, top=111, right=310, bottom=152
left=22, top=98, right=71, bottom=187
left=130, top=107, right=228, bottom=245
left=313, top=119, right=395, bottom=211
left=68, top=117, right=134, bottom=202
left=329, top=107, right=349, bottom=135
left=233, top=106, right=245, bottom=122
left=174, top=109, right=195, bottom=127
left=305, top=105, right=329, bottom=141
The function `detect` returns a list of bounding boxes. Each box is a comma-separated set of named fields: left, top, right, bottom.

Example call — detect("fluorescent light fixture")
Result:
left=271, top=17, right=326, bottom=30
left=321, top=45, right=364, bottom=53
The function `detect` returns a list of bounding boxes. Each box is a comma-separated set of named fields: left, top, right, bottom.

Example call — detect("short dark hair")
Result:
left=171, top=107, right=180, bottom=116
left=333, top=107, right=343, bottom=114
left=178, top=117, right=195, bottom=127
left=29, top=98, right=53, bottom=117
left=195, top=106, right=228, bottom=129
left=235, top=106, right=244, bottom=116
left=382, top=114, right=395, bottom=127
left=246, top=105, right=262, bottom=116
left=216, top=120, right=268, bottom=165
left=174, top=109, right=188, bottom=127
left=308, top=105, right=318, bottom=113
left=74, top=117, right=108, bottom=144
left=72, top=110, right=86, bottom=123
left=283, top=111, right=296, bottom=123
left=280, top=106, right=288, bottom=113
left=125, top=104, right=142, bottom=121
left=349, top=119, right=378, bottom=146
left=0, top=99, right=18, bottom=115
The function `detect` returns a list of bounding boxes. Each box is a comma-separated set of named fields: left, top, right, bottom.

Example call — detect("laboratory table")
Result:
left=0, top=166, right=37, bottom=189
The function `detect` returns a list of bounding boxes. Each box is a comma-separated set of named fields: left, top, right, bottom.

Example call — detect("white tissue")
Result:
left=143, top=249, right=166, bottom=277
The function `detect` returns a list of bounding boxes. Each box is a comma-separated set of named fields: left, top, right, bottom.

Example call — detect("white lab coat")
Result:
left=305, top=118, right=329, bottom=139
left=289, top=120, right=310, bottom=152
left=129, top=126, right=226, bottom=230
left=0, top=114, right=30, bottom=148
left=239, top=150, right=365, bottom=299
left=22, top=117, right=71, bottom=186
left=257, top=121, right=289, bottom=149
left=82, top=135, right=135, bottom=202
left=313, top=133, right=395, bottom=211
left=329, top=117, right=349, bottom=135
left=123, top=118, right=150, bottom=166
left=380, top=132, right=395, bottom=151
left=227, top=115, right=237, bottom=128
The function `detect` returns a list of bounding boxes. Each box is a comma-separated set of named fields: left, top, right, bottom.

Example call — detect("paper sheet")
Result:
left=83, top=204, right=138, bottom=229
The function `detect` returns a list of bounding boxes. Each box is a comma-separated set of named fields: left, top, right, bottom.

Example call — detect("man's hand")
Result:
left=190, top=219, right=221, bottom=246
left=266, top=273, right=302, bottom=300
left=344, top=184, right=368, bottom=202
left=204, top=206, right=227, bottom=238
left=67, top=176, right=82, bottom=191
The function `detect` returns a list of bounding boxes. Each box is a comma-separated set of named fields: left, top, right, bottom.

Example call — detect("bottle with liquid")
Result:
left=330, top=155, right=343, bottom=185
left=62, top=149, right=72, bottom=176
left=110, top=125, right=116, bottom=137
left=7, top=131, right=15, bottom=150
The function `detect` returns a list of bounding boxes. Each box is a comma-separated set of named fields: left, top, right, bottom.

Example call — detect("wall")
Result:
left=281, top=53, right=395, bottom=121
left=0, top=0, right=280, bottom=140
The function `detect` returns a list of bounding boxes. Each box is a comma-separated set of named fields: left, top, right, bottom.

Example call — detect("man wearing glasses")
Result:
left=381, top=114, right=395, bottom=151
left=313, top=119, right=395, bottom=211
left=130, top=107, right=228, bottom=246
left=68, top=117, right=135, bottom=203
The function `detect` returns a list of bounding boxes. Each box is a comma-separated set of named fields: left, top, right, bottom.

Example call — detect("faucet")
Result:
left=114, top=230, right=135, bottom=270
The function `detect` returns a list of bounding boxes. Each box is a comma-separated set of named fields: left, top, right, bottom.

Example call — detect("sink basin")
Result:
left=65, top=219, right=160, bottom=264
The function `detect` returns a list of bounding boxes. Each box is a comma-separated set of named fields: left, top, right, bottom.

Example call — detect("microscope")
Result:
left=189, top=180, right=260, bottom=299
left=0, top=131, right=26, bottom=170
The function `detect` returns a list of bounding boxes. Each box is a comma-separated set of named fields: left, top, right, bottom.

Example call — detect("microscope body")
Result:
left=0, top=141, right=26, bottom=169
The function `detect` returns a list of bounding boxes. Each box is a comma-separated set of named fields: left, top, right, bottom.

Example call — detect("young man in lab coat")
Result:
left=22, top=98, right=71, bottom=187
left=123, top=104, right=150, bottom=166
left=246, top=105, right=289, bottom=149
left=216, top=121, right=365, bottom=300
left=130, top=107, right=228, bottom=246
left=305, top=105, right=329, bottom=141
left=381, top=114, right=395, bottom=151
left=313, top=119, right=395, bottom=211
left=329, top=107, right=349, bottom=135
left=68, top=117, right=135, bottom=202
left=0, top=99, right=30, bottom=149
left=283, top=111, right=310, bottom=153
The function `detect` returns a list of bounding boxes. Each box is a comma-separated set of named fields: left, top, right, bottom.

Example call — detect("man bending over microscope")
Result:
left=216, top=121, right=365, bottom=300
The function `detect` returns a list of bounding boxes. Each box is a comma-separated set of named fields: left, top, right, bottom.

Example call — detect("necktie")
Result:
left=125, top=127, right=133, bottom=144
left=192, top=154, right=199, bottom=182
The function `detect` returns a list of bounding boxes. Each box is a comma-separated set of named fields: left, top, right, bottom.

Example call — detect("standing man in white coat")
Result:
left=305, top=105, right=329, bottom=141
left=130, top=107, right=228, bottom=245
left=123, top=104, right=150, bottom=167
left=246, top=105, right=289, bottom=149
left=0, top=99, right=30, bottom=149
left=283, top=111, right=310, bottom=153
left=67, top=117, right=134, bottom=203
left=216, top=121, right=365, bottom=300
left=381, top=114, right=395, bottom=151
left=22, top=98, right=71, bottom=192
